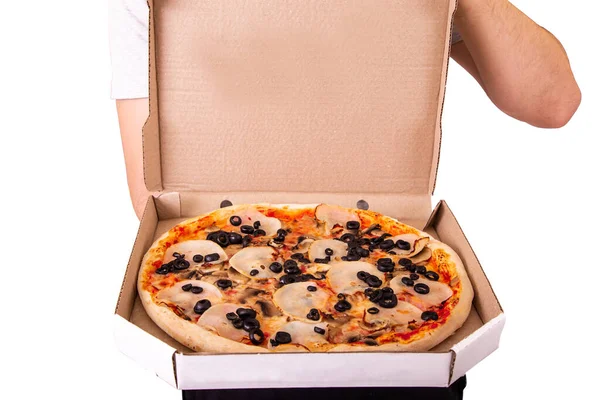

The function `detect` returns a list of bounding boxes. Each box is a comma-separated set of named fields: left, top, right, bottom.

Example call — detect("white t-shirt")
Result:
left=108, top=0, right=462, bottom=100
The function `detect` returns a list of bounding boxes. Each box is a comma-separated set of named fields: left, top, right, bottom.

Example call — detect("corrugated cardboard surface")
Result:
left=144, top=0, right=454, bottom=196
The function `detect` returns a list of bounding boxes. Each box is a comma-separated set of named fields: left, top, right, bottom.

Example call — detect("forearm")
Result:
left=454, top=0, right=581, bottom=128
left=116, top=98, right=151, bottom=219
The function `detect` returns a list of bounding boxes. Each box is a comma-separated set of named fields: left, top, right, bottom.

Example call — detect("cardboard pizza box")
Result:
left=114, top=0, right=505, bottom=389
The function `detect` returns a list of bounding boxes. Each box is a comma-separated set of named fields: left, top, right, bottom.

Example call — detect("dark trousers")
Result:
left=182, top=376, right=467, bottom=400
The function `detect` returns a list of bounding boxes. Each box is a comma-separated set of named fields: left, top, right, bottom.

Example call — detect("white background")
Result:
left=1, top=1, right=598, bottom=399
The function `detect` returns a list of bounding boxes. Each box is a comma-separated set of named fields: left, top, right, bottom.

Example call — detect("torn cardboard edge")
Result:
left=114, top=197, right=504, bottom=389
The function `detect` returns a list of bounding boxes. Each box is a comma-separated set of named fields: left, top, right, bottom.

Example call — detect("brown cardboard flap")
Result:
left=145, top=0, right=455, bottom=196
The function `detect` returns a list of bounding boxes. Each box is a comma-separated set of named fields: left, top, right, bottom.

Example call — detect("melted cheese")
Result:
left=235, top=207, right=282, bottom=236
left=164, top=240, right=228, bottom=265
left=268, top=321, right=329, bottom=351
left=327, top=261, right=385, bottom=294
left=389, top=274, right=453, bottom=307
left=273, top=282, right=329, bottom=320
left=197, top=303, right=248, bottom=342
left=308, top=239, right=348, bottom=262
left=156, top=280, right=223, bottom=319
left=228, top=246, right=279, bottom=279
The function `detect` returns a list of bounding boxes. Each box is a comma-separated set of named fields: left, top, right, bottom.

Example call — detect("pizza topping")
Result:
left=379, top=239, right=395, bottom=251
left=181, top=283, right=193, bottom=291
left=364, top=300, right=422, bottom=327
left=192, top=254, right=204, bottom=263
left=334, top=300, right=352, bottom=312
left=234, top=207, right=282, bottom=236
left=273, top=282, right=329, bottom=320
left=241, top=225, right=254, bottom=234
left=230, top=215, right=242, bottom=226
left=425, top=271, right=440, bottom=281
left=275, top=331, right=292, bottom=344
left=204, top=253, right=221, bottom=263
left=414, top=283, right=430, bottom=294
left=228, top=246, right=279, bottom=279
left=249, top=269, right=259, bottom=276
left=389, top=234, right=430, bottom=257
left=271, top=322, right=329, bottom=350
left=197, top=303, right=248, bottom=341
left=232, top=318, right=244, bottom=329
left=367, top=307, right=379, bottom=314
left=236, top=307, right=257, bottom=320
left=390, top=274, right=453, bottom=307
left=395, top=240, right=411, bottom=250
left=156, top=280, right=223, bottom=318
left=409, top=247, right=432, bottom=264
left=365, top=275, right=383, bottom=288
left=249, top=329, right=265, bottom=345
left=216, top=279, right=233, bottom=289
left=190, top=286, right=204, bottom=294
left=269, top=262, right=283, bottom=273
left=315, top=204, right=360, bottom=233
left=242, top=235, right=252, bottom=247
left=165, top=240, right=228, bottom=266
left=283, top=260, right=301, bottom=275
left=415, top=265, right=427, bottom=274
left=242, top=318, right=261, bottom=332
left=308, top=239, right=348, bottom=262
left=346, top=221, right=361, bottom=230
left=410, top=273, right=420, bottom=280
left=306, top=308, right=321, bottom=321
left=327, top=261, right=384, bottom=294
left=226, top=312, right=238, bottom=320
left=194, top=299, right=212, bottom=314
left=227, top=232, right=243, bottom=245
left=254, top=229, right=266, bottom=237
left=307, top=285, right=317, bottom=292
left=376, top=258, right=395, bottom=273
left=421, top=311, right=439, bottom=321
left=399, top=258, right=413, bottom=267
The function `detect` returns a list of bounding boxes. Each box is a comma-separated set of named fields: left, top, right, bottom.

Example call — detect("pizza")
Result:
left=138, top=204, right=473, bottom=352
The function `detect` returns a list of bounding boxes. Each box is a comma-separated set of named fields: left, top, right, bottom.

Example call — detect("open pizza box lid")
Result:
left=115, top=0, right=505, bottom=390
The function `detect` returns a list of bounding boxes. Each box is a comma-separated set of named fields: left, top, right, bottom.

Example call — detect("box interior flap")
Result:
left=145, top=0, right=455, bottom=194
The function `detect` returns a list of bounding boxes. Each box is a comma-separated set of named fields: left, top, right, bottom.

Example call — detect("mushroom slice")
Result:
left=273, top=282, right=329, bottom=320
left=364, top=300, right=422, bottom=327
left=409, top=246, right=432, bottom=265
left=268, top=321, right=329, bottom=351
left=233, top=207, right=282, bottom=237
left=293, top=237, right=314, bottom=253
left=308, top=239, right=348, bottom=262
left=164, top=240, right=228, bottom=265
left=157, top=280, right=223, bottom=319
left=197, top=303, right=247, bottom=341
left=327, top=261, right=384, bottom=295
left=228, top=246, right=279, bottom=279
left=389, top=274, right=453, bottom=308
left=315, top=204, right=360, bottom=233
left=390, top=234, right=430, bottom=257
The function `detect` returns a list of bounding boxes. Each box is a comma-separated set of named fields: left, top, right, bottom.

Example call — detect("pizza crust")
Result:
left=137, top=203, right=473, bottom=353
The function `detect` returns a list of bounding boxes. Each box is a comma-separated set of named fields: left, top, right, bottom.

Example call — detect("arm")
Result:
left=116, top=98, right=150, bottom=219
left=451, top=0, right=581, bottom=128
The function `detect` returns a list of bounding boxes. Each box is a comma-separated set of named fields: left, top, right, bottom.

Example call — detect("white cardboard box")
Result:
left=114, top=0, right=505, bottom=389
